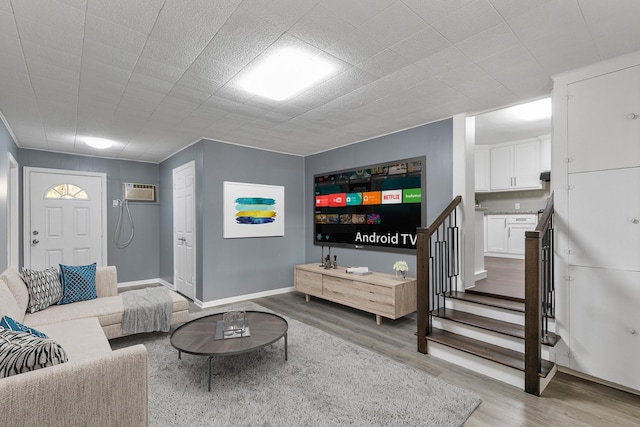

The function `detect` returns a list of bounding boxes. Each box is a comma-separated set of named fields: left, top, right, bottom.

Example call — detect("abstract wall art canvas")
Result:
left=223, top=181, right=285, bottom=238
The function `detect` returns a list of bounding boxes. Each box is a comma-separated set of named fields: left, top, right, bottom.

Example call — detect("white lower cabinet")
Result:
left=486, top=214, right=537, bottom=257
left=569, top=266, right=640, bottom=391
left=486, top=215, right=508, bottom=253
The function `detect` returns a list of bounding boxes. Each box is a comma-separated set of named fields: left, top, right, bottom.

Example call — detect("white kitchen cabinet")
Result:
left=507, top=215, right=537, bottom=255
left=567, top=65, right=640, bottom=173
left=475, top=146, right=490, bottom=192
left=486, top=214, right=537, bottom=257
left=539, top=136, right=551, bottom=172
left=490, top=141, right=541, bottom=191
left=486, top=215, right=508, bottom=253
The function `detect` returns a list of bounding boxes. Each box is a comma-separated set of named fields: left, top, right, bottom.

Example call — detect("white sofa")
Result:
left=0, top=266, right=190, bottom=427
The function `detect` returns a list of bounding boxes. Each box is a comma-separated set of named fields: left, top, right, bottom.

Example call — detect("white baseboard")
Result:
left=158, top=278, right=176, bottom=291
left=195, top=286, right=295, bottom=310
left=117, top=278, right=165, bottom=290
left=474, top=270, right=487, bottom=281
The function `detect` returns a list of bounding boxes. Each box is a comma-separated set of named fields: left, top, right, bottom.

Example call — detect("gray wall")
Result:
left=18, top=149, right=160, bottom=282
left=304, top=119, right=454, bottom=276
left=0, top=120, right=19, bottom=272
left=160, top=140, right=305, bottom=302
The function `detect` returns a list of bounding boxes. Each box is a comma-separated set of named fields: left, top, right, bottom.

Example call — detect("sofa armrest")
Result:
left=0, top=344, right=148, bottom=427
left=95, top=266, right=118, bottom=297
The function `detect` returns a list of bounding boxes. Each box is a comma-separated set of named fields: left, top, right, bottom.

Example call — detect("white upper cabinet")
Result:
left=475, top=146, right=490, bottom=192
left=568, top=65, right=640, bottom=173
left=490, top=140, right=541, bottom=191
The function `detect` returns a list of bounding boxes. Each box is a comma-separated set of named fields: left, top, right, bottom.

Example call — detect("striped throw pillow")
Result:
left=0, top=329, right=68, bottom=378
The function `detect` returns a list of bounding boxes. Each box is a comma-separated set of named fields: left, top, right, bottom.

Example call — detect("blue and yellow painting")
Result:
left=234, top=197, right=276, bottom=225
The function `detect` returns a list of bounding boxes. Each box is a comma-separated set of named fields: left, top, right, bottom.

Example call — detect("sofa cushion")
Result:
left=21, top=267, right=63, bottom=313
left=0, top=267, right=29, bottom=319
left=0, top=329, right=68, bottom=378
left=0, top=278, right=23, bottom=322
left=0, top=315, right=48, bottom=338
left=37, top=318, right=112, bottom=362
left=59, top=263, right=97, bottom=305
left=24, top=296, right=124, bottom=329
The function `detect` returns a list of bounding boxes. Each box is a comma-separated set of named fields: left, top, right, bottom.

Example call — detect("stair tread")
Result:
left=426, top=329, right=555, bottom=377
left=445, top=291, right=525, bottom=312
left=431, top=307, right=561, bottom=346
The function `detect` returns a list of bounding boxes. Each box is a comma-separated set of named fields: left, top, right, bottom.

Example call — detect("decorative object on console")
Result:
left=393, top=260, right=409, bottom=280
left=58, top=262, right=97, bottom=304
left=21, top=266, right=63, bottom=313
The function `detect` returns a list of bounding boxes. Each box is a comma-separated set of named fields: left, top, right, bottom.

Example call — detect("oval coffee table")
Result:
left=170, top=311, right=288, bottom=391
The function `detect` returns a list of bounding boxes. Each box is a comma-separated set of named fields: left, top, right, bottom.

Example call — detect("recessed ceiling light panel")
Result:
left=240, top=48, right=335, bottom=101
left=84, top=137, right=114, bottom=149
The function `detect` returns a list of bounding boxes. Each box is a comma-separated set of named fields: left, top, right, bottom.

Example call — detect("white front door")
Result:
left=173, top=161, right=196, bottom=300
left=25, top=168, right=106, bottom=270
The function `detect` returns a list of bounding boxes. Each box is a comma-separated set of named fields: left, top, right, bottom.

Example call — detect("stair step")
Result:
left=445, top=291, right=525, bottom=313
left=465, top=289, right=524, bottom=303
left=431, top=307, right=561, bottom=347
left=426, top=329, right=555, bottom=378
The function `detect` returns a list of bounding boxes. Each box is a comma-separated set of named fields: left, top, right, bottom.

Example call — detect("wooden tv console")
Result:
left=294, top=263, right=417, bottom=325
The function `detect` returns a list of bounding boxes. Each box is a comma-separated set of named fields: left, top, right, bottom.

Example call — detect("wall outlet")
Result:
left=515, top=202, right=520, bottom=210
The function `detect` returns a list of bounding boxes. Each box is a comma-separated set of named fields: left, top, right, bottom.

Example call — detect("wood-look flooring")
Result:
left=471, top=256, right=525, bottom=300
left=253, top=291, right=640, bottom=426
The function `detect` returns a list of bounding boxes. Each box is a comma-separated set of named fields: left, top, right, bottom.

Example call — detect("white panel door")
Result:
left=173, top=161, right=196, bottom=300
left=568, top=65, right=640, bottom=173
left=26, top=169, right=105, bottom=270
left=568, top=167, right=640, bottom=271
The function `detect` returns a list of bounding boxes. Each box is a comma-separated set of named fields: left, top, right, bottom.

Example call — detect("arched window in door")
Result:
left=44, top=183, right=89, bottom=200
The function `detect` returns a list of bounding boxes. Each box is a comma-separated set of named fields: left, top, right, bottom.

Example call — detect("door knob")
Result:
left=33, top=230, right=39, bottom=235
left=626, top=113, right=639, bottom=120
left=32, top=239, right=39, bottom=245
left=627, top=218, right=639, bottom=224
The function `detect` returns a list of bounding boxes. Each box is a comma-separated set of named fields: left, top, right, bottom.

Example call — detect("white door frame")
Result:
left=7, top=153, right=19, bottom=268
left=173, top=160, right=196, bottom=299
left=23, top=167, right=108, bottom=268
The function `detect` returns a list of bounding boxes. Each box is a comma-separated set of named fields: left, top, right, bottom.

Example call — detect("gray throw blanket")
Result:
left=122, top=287, right=173, bottom=334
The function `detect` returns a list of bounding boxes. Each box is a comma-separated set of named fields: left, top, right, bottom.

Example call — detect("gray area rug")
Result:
left=111, top=302, right=481, bottom=426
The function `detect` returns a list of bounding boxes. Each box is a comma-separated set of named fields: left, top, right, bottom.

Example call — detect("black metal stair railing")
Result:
left=417, top=196, right=462, bottom=353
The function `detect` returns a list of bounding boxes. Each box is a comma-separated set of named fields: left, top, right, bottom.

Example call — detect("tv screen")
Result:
left=314, top=156, right=426, bottom=253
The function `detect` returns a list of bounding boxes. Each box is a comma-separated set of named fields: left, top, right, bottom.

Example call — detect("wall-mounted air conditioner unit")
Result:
left=123, top=183, right=157, bottom=202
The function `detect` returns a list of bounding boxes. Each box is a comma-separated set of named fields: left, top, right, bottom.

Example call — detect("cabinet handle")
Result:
left=627, top=327, right=637, bottom=335
left=627, top=218, right=639, bottom=224
left=626, top=113, right=639, bottom=120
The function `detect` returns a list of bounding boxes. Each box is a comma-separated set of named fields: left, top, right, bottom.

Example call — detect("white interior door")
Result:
left=25, top=168, right=106, bottom=270
left=173, top=161, right=196, bottom=300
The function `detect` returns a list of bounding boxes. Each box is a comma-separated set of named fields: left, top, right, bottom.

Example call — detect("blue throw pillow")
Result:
left=0, top=315, right=48, bottom=339
left=58, top=263, right=97, bottom=305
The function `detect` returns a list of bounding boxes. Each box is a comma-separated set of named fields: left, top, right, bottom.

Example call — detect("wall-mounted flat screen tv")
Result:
left=314, top=156, right=426, bottom=253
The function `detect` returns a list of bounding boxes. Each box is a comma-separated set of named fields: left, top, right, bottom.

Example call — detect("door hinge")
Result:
left=564, top=248, right=573, bottom=254
left=564, top=185, right=574, bottom=190
left=563, top=157, right=574, bottom=163
left=563, top=275, right=574, bottom=281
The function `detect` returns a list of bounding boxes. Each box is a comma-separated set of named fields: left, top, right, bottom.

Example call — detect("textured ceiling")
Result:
left=1, top=0, right=640, bottom=162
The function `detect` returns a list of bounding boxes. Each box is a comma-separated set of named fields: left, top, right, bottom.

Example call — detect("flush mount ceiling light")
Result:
left=511, top=98, right=552, bottom=121
left=240, top=48, right=335, bottom=101
left=84, top=137, right=113, bottom=149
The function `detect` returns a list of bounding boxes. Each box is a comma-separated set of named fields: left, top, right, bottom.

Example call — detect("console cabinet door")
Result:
left=568, top=65, right=640, bottom=173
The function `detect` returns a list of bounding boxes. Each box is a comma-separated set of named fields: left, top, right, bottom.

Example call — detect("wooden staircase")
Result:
left=417, top=195, right=557, bottom=394
left=425, top=290, right=559, bottom=391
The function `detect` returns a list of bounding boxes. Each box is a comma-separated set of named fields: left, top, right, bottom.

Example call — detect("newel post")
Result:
left=417, top=227, right=429, bottom=354
left=524, top=229, right=542, bottom=396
